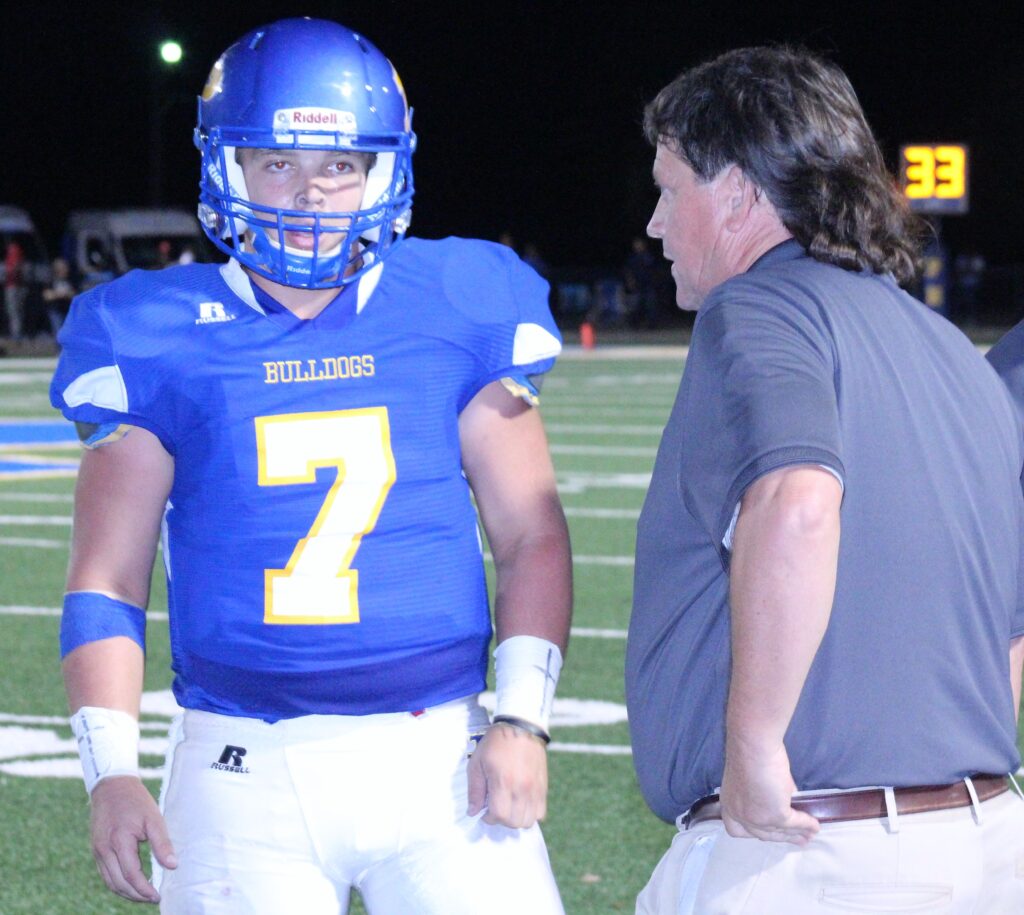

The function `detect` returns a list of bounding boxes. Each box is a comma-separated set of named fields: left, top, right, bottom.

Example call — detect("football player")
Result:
left=51, top=18, right=571, bottom=914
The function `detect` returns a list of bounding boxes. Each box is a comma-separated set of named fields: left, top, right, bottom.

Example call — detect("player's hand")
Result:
left=720, top=741, right=819, bottom=845
left=89, top=775, right=177, bottom=903
left=467, top=721, right=548, bottom=828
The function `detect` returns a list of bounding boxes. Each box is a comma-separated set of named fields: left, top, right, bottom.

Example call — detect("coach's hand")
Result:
left=720, top=741, right=819, bottom=845
left=90, top=776, right=177, bottom=903
left=467, top=721, right=548, bottom=828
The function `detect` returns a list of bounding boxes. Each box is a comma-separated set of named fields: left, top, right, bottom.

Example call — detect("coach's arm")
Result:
left=721, top=464, right=842, bottom=845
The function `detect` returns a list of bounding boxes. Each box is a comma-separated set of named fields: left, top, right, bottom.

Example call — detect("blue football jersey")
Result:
left=51, top=238, right=562, bottom=721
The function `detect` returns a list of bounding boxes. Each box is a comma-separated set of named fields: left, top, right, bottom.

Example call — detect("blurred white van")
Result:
left=64, top=208, right=209, bottom=289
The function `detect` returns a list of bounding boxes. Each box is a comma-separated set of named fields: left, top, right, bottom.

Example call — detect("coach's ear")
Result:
left=719, top=166, right=758, bottom=232
left=721, top=165, right=786, bottom=242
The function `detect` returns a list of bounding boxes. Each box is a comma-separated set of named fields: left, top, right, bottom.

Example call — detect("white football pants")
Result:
left=155, top=696, right=564, bottom=914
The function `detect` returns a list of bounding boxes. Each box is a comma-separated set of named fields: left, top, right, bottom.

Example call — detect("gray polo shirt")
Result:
left=987, top=321, right=1024, bottom=426
left=627, top=241, right=1024, bottom=823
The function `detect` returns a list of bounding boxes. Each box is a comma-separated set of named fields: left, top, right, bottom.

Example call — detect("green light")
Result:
left=159, top=40, right=183, bottom=65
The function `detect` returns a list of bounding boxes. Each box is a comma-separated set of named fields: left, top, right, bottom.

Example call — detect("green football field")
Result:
left=0, top=348, right=1021, bottom=914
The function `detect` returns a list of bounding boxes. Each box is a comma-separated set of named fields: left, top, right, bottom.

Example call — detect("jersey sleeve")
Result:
left=441, top=240, right=561, bottom=398
left=49, top=283, right=174, bottom=451
left=678, top=281, right=844, bottom=561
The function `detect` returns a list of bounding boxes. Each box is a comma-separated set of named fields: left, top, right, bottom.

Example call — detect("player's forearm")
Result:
left=63, top=638, right=145, bottom=717
left=491, top=501, right=572, bottom=653
left=1011, top=634, right=1024, bottom=723
left=726, top=467, right=841, bottom=755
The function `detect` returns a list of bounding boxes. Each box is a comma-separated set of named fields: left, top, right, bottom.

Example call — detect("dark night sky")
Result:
left=4, top=1, right=1022, bottom=269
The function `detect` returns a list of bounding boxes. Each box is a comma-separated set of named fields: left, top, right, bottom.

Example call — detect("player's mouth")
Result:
left=283, top=228, right=317, bottom=250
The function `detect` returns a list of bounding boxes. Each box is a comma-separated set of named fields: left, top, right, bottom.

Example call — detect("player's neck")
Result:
left=246, top=271, right=340, bottom=320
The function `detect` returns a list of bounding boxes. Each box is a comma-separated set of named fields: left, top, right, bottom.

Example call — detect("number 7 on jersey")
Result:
left=255, top=408, right=396, bottom=625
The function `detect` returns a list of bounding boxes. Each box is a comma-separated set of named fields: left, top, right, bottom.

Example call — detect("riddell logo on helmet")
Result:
left=293, top=111, right=337, bottom=124
left=273, top=108, right=358, bottom=133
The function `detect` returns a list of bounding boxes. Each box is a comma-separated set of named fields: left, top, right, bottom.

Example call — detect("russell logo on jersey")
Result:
left=195, top=302, right=237, bottom=325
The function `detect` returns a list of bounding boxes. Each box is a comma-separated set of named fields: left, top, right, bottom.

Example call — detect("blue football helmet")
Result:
left=195, top=18, right=416, bottom=288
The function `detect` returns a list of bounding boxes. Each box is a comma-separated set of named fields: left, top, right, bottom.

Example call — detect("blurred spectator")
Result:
left=3, top=240, right=26, bottom=340
left=522, top=242, right=549, bottom=279
left=555, top=279, right=591, bottom=322
left=589, top=272, right=626, bottom=327
left=497, top=230, right=516, bottom=251
left=178, top=245, right=197, bottom=265
left=81, top=240, right=116, bottom=289
left=42, top=257, right=76, bottom=338
left=954, top=251, right=986, bottom=324
left=919, top=233, right=950, bottom=318
left=624, top=236, right=659, bottom=328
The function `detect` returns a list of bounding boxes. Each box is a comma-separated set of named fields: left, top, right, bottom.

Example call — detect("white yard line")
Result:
left=0, top=358, right=58, bottom=369
left=0, top=493, right=73, bottom=503
left=564, top=507, right=639, bottom=519
left=0, top=536, right=67, bottom=548
left=550, top=742, right=631, bottom=755
left=557, top=345, right=689, bottom=360
left=0, top=443, right=80, bottom=452
left=571, top=627, right=627, bottom=639
left=0, top=515, right=72, bottom=525
left=0, top=375, right=55, bottom=386
left=558, top=472, right=652, bottom=492
left=551, top=444, right=657, bottom=457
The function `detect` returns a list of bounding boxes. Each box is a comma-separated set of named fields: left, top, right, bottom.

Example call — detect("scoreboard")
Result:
left=900, top=144, right=969, bottom=214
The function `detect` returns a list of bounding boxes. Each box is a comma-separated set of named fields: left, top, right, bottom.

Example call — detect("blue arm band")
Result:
left=60, top=591, right=147, bottom=659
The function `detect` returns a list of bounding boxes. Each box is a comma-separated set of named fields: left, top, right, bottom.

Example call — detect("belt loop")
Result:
left=964, top=776, right=983, bottom=824
left=880, top=786, right=897, bottom=839
left=883, top=786, right=899, bottom=833
left=1009, top=773, right=1024, bottom=801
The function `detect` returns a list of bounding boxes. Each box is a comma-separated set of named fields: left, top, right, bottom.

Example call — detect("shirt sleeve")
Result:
left=678, top=283, right=844, bottom=562
left=49, top=284, right=174, bottom=451
left=986, top=321, right=1024, bottom=429
left=1015, top=479, right=1024, bottom=639
left=441, top=240, right=561, bottom=395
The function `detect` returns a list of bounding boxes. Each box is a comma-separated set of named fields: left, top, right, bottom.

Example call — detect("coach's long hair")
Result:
left=645, top=46, right=923, bottom=285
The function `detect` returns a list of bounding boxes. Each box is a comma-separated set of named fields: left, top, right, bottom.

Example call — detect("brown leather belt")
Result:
left=682, top=774, right=1010, bottom=830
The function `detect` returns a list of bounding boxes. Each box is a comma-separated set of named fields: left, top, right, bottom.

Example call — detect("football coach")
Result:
left=625, top=45, right=1024, bottom=914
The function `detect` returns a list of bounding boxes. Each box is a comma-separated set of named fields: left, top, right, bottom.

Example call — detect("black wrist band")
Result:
left=492, top=714, right=551, bottom=744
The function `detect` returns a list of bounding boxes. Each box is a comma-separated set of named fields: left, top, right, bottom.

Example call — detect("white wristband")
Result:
left=70, top=706, right=140, bottom=795
left=493, top=635, right=563, bottom=733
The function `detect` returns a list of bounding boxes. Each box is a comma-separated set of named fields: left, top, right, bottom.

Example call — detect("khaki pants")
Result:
left=637, top=786, right=1024, bottom=914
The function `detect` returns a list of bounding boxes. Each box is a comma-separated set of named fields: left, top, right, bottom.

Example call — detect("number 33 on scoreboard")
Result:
left=255, top=408, right=396, bottom=625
